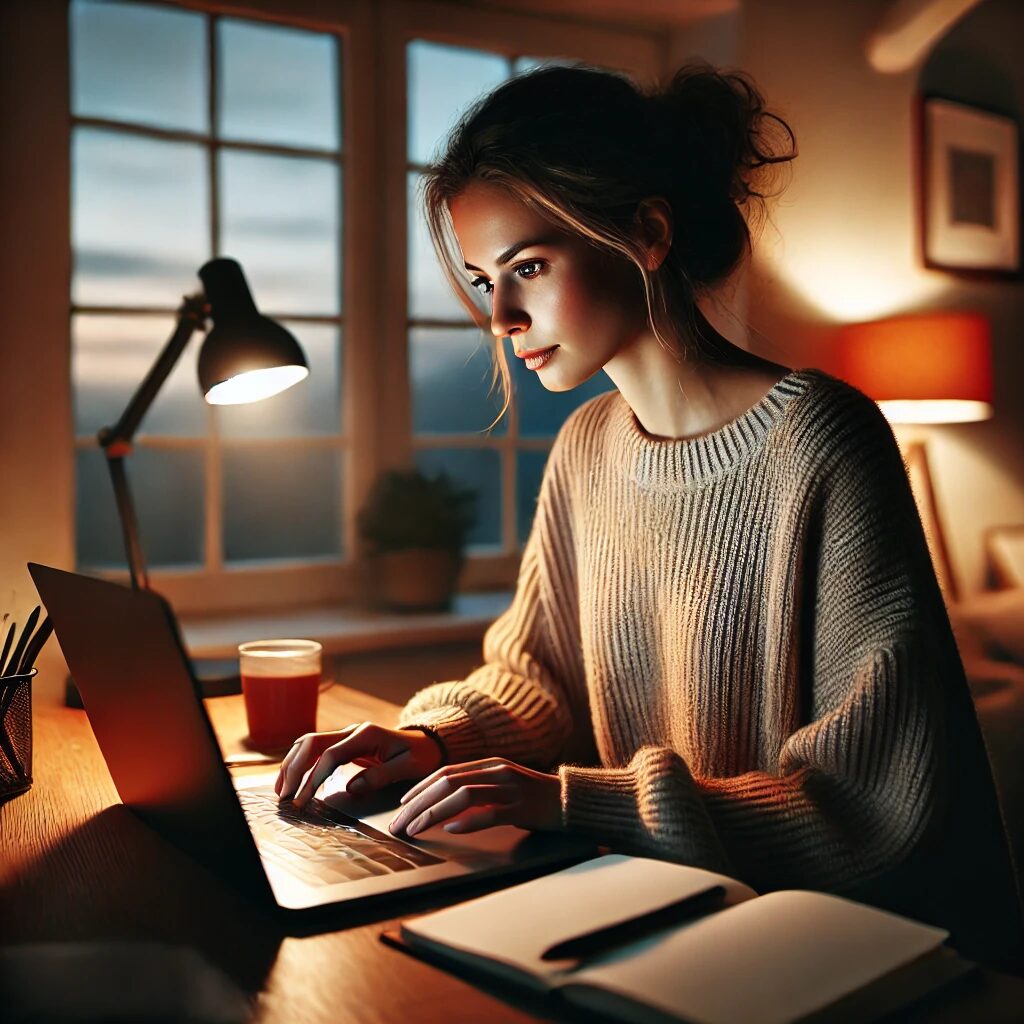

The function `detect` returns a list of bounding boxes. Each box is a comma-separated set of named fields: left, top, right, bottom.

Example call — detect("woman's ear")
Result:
left=633, top=197, right=673, bottom=272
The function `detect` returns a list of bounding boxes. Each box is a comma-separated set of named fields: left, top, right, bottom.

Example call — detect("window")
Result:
left=62, top=0, right=662, bottom=612
left=406, top=41, right=616, bottom=551
left=70, top=0, right=346, bottom=578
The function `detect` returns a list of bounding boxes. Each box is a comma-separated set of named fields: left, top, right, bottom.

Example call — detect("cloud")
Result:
left=75, top=247, right=202, bottom=283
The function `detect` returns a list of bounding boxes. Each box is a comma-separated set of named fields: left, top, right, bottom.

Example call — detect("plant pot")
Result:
left=369, top=548, right=464, bottom=613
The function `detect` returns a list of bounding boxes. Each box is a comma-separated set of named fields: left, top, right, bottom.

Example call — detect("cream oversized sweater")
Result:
left=398, top=368, right=1023, bottom=965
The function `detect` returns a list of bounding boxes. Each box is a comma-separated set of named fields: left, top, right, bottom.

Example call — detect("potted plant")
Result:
left=356, top=468, right=478, bottom=612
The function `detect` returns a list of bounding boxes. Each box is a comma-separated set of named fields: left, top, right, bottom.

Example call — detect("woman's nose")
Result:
left=489, top=287, right=530, bottom=340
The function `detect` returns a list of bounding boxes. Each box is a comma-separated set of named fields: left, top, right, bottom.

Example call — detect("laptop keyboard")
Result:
left=237, top=786, right=444, bottom=888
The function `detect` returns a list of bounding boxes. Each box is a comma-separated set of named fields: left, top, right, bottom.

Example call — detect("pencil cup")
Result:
left=0, top=668, right=35, bottom=798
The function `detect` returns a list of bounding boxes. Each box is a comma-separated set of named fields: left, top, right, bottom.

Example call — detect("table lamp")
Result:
left=838, top=311, right=993, bottom=602
left=98, top=257, right=309, bottom=591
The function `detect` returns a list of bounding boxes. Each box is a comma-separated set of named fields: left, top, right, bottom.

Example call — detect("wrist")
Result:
left=403, top=726, right=446, bottom=771
left=545, top=770, right=566, bottom=832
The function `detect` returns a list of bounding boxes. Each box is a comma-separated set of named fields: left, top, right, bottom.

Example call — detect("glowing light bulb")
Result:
left=877, top=399, right=992, bottom=424
left=204, top=365, right=309, bottom=405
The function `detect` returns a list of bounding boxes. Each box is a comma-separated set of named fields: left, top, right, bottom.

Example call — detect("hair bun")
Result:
left=653, top=64, right=796, bottom=208
left=642, top=63, right=797, bottom=288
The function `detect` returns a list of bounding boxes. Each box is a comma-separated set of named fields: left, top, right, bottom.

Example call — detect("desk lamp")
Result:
left=98, top=257, right=309, bottom=590
left=838, top=311, right=993, bottom=602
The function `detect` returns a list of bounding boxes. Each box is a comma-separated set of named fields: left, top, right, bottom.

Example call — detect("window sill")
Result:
left=179, top=590, right=514, bottom=660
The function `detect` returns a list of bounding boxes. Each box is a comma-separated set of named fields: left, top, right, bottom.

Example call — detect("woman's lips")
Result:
left=523, top=346, right=558, bottom=370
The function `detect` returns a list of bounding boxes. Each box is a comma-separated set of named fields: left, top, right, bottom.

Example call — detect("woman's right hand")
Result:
left=274, top=722, right=444, bottom=809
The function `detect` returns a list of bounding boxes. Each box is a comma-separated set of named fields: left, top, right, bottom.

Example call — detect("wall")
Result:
left=734, top=0, right=1024, bottom=595
left=0, top=1, right=75, bottom=702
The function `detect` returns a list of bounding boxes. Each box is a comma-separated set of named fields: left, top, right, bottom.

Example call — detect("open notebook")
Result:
left=382, top=854, right=975, bottom=1024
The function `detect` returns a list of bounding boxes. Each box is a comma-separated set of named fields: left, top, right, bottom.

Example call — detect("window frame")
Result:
left=68, top=0, right=666, bottom=615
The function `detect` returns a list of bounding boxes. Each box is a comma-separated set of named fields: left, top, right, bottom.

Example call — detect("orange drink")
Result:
left=238, top=639, right=322, bottom=749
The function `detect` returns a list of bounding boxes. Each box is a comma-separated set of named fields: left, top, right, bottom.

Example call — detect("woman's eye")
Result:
left=515, top=260, right=543, bottom=279
left=469, top=261, right=543, bottom=297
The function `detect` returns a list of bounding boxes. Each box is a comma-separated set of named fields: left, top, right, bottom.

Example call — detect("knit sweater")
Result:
left=397, top=368, right=1023, bottom=966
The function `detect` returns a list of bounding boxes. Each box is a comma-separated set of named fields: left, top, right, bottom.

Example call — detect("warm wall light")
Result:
left=98, top=258, right=309, bottom=590
left=838, top=311, right=992, bottom=423
left=838, top=310, right=993, bottom=601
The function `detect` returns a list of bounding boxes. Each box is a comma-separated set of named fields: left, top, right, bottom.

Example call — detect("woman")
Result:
left=277, top=63, right=1022, bottom=967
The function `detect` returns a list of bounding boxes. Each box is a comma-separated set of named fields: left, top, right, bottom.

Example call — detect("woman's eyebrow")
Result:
left=464, top=234, right=560, bottom=273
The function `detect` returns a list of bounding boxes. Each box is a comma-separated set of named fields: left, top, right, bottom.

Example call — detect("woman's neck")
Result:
left=603, top=309, right=791, bottom=442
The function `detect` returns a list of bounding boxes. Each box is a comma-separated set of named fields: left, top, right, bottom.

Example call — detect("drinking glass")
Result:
left=238, top=639, right=322, bottom=749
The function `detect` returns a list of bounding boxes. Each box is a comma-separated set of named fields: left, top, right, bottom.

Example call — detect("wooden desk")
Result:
left=3, top=686, right=1024, bottom=1023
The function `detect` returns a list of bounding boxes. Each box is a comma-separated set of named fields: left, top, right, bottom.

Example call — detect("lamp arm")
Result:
left=104, top=454, right=148, bottom=591
left=98, top=293, right=208, bottom=449
left=96, top=294, right=209, bottom=591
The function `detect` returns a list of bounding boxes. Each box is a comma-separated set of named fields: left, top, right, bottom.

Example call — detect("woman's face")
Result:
left=449, top=180, right=649, bottom=392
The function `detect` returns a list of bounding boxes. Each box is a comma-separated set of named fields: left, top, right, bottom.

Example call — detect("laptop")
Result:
left=28, top=562, right=596, bottom=921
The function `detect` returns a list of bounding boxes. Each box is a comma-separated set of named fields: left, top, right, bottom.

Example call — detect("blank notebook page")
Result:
left=567, top=889, right=949, bottom=1024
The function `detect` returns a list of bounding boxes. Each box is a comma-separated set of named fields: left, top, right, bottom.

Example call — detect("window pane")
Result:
left=217, top=324, right=341, bottom=439
left=414, top=448, right=500, bottom=549
left=219, top=151, right=340, bottom=316
left=223, top=448, right=342, bottom=562
left=70, top=0, right=207, bottom=133
left=217, top=19, right=340, bottom=150
left=407, top=41, right=507, bottom=166
left=516, top=448, right=549, bottom=546
left=506, top=337, right=617, bottom=438
left=410, top=326, right=506, bottom=436
left=72, top=128, right=208, bottom=308
left=72, top=314, right=206, bottom=438
left=408, top=172, right=468, bottom=320
left=76, top=446, right=205, bottom=570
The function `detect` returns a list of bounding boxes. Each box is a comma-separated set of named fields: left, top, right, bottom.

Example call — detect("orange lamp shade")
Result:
left=838, top=312, right=993, bottom=424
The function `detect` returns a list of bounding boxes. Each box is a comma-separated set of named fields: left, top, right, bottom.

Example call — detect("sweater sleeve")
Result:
left=560, top=394, right=952, bottom=891
left=396, top=423, right=593, bottom=769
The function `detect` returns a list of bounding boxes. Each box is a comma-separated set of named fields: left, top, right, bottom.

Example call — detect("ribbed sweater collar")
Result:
left=609, top=368, right=823, bottom=489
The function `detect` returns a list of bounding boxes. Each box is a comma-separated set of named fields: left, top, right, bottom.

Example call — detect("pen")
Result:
left=540, top=884, right=726, bottom=962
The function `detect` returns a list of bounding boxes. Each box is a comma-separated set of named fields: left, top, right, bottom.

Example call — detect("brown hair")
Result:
left=419, top=61, right=797, bottom=427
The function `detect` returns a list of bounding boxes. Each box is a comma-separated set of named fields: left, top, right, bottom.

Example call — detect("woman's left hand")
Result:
left=388, top=757, right=563, bottom=837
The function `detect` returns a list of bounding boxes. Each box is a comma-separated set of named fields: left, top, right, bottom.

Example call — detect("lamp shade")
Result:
left=197, top=258, right=309, bottom=405
left=838, top=312, right=992, bottom=424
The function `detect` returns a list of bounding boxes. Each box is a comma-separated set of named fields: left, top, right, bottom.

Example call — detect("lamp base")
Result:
left=902, top=437, right=957, bottom=604
left=190, top=658, right=243, bottom=697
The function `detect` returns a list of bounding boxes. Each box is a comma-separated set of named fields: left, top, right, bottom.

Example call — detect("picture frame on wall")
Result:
left=919, top=96, right=1021, bottom=277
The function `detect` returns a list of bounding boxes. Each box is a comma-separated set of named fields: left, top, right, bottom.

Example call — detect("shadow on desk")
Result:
left=0, top=804, right=281, bottom=992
